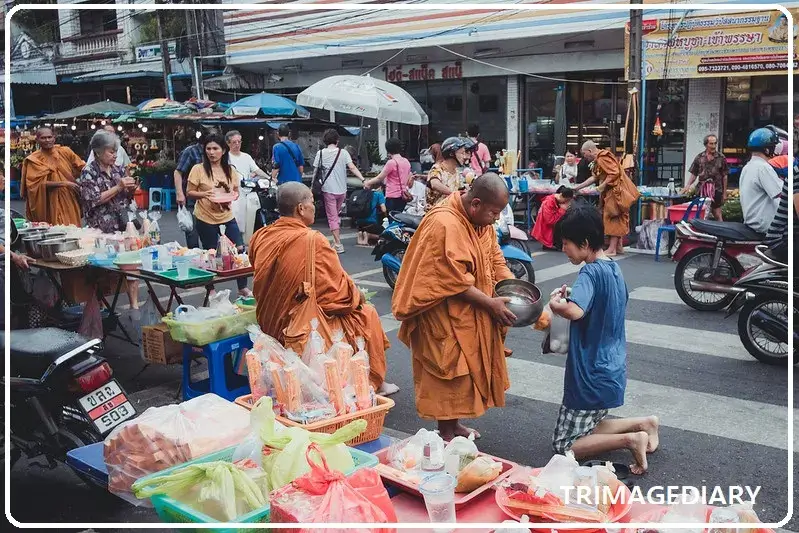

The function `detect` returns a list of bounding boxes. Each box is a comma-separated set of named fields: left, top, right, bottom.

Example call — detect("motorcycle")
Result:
left=374, top=209, right=536, bottom=289
left=2, top=328, right=137, bottom=487
left=725, top=245, right=793, bottom=365
left=242, top=177, right=279, bottom=243
left=672, top=218, right=763, bottom=311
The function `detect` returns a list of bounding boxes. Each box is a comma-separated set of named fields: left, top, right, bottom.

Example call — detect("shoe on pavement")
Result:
left=377, top=382, right=399, bottom=396
left=334, top=243, right=345, bottom=254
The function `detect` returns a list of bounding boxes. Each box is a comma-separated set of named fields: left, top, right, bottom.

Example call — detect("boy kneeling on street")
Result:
left=549, top=205, right=659, bottom=475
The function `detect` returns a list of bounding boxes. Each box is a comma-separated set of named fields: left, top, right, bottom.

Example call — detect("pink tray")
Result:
left=373, top=442, right=517, bottom=508
left=209, top=193, right=238, bottom=203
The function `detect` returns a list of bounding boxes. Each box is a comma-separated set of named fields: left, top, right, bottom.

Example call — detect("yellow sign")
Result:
left=625, top=10, right=798, bottom=79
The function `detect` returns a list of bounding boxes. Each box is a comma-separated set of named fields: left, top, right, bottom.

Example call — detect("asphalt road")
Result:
left=7, top=205, right=796, bottom=530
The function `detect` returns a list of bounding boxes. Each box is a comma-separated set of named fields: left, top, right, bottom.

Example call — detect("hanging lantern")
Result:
left=652, top=117, right=663, bottom=137
left=90, top=124, right=96, bottom=130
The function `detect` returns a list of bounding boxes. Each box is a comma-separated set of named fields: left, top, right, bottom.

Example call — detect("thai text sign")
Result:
left=624, top=10, right=797, bottom=79
left=383, top=62, right=463, bottom=83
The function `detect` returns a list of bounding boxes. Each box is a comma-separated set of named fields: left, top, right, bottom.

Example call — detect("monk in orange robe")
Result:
left=21, top=127, right=84, bottom=226
left=392, top=173, right=516, bottom=441
left=574, top=140, right=633, bottom=256
left=248, top=182, right=398, bottom=395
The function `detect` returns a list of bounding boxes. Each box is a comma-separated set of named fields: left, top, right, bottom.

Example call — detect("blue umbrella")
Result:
left=226, top=92, right=310, bottom=118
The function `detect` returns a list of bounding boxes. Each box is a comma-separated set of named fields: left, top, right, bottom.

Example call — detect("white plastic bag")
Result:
left=177, top=206, right=194, bottom=233
left=548, top=287, right=570, bottom=354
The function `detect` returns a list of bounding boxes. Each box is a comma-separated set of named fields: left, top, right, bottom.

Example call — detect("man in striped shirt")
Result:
left=763, top=157, right=797, bottom=263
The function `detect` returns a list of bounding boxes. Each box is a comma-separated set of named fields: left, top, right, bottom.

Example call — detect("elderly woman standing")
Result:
left=77, top=129, right=140, bottom=309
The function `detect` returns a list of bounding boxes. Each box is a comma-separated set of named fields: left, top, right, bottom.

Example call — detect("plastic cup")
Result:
left=176, top=259, right=191, bottom=280
left=140, top=249, right=153, bottom=271
left=419, top=473, right=457, bottom=533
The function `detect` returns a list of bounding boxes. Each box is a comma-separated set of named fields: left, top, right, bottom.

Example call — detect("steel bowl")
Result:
left=495, top=278, right=544, bottom=327
left=38, top=238, right=80, bottom=261
left=22, top=234, right=48, bottom=258
left=44, top=230, right=67, bottom=240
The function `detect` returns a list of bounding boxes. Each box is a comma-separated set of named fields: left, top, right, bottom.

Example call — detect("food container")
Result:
left=23, top=234, right=48, bottom=258
left=38, top=238, right=80, bottom=261
left=494, top=279, right=544, bottom=327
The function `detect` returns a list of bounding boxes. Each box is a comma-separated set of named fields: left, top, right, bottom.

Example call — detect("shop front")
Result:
left=625, top=7, right=797, bottom=186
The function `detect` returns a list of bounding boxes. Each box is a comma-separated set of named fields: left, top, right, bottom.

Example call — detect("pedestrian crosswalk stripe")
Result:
left=504, top=357, right=794, bottom=451
left=626, top=320, right=750, bottom=361
left=352, top=268, right=384, bottom=279
left=630, top=286, right=686, bottom=306
left=534, top=254, right=630, bottom=284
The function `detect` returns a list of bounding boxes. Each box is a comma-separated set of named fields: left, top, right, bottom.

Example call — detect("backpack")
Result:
left=347, top=189, right=374, bottom=220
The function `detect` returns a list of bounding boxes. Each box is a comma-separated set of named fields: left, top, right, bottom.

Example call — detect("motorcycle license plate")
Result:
left=77, top=379, right=136, bottom=434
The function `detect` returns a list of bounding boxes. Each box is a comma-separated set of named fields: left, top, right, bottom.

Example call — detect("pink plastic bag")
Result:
left=78, top=297, right=103, bottom=339
left=270, top=444, right=396, bottom=533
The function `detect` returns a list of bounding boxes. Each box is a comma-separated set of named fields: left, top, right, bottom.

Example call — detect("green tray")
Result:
left=154, top=267, right=216, bottom=284
left=13, top=219, right=26, bottom=229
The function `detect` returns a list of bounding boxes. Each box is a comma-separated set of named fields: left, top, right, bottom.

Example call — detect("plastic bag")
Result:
left=131, top=460, right=268, bottom=522
left=444, top=433, right=479, bottom=475
left=103, top=394, right=251, bottom=505
left=216, top=225, right=236, bottom=271
left=251, top=397, right=366, bottom=491
left=542, top=287, right=570, bottom=354
left=456, top=456, right=503, bottom=493
left=148, top=211, right=162, bottom=245
left=302, top=318, right=328, bottom=366
left=78, top=297, right=104, bottom=340
left=282, top=355, right=335, bottom=424
left=269, top=444, right=395, bottom=532
left=388, top=428, right=445, bottom=473
left=350, top=337, right=374, bottom=411
left=177, top=206, right=194, bottom=233
left=138, top=297, right=161, bottom=361
left=232, top=396, right=287, bottom=467
left=327, top=330, right=354, bottom=386
left=245, top=330, right=287, bottom=402
left=208, top=289, right=238, bottom=316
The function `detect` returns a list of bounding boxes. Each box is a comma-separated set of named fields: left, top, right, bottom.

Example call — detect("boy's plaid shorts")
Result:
left=552, top=405, right=609, bottom=454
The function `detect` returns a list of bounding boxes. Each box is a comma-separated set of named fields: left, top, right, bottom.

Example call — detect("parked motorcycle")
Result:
left=242, top=177, right=279, bottom=243
left=3, top=328, right=137, bottom=486
left=374, top=210, right=536, bottom=289
left=725, top=245, right=793, bottom=365
left=672, top=218, right=763, bottom=311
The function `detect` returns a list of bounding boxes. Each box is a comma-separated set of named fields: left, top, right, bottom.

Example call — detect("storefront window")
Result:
left=524, top=79, right=558, bottom=176
left=466, top=77, right=507, bottom=157
left=643, top=79, right=687, bottom=186
left=565, top=71, right=625, bottom=159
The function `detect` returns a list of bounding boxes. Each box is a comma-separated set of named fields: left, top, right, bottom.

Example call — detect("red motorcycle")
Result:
left=672, top=218, right=764, bottom=311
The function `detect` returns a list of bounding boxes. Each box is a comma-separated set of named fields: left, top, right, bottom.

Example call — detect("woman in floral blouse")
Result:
left=425, top=136, right=476, bottom=211
left=77, top=129, right=140, bottom=309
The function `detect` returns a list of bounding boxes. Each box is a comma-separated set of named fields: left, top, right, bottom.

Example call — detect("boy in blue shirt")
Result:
left=549, top=205, right=659, bottom=475
left=356, top=190, right=387, bottom=246
left=271, top=125, right=304, bottom=184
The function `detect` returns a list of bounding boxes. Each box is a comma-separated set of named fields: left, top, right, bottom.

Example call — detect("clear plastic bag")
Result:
left=148, top=211, right=162, bottom=245
left=208, top=289, right=238, bottom=316
left=350, top=337, right=374, bottom=411
left=327, top=330, right=354, bottom=386
left=282, top=357, right=336, bottom=424
left=177, top=206, right=194, bottom=233
left=78, top=296, right=104, bottom=340
left=456, top=456, right=503, bottom=493
left=103, top=394, right=251, bottom=505
left=302, top=318, right=328, bottom=367
left=549, top=287, right=571, bottom=354
left=444, top=433, right=479, bottom=475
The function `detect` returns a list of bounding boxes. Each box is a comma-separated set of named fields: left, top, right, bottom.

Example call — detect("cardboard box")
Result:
left=142, top=323, right=183, bottom=365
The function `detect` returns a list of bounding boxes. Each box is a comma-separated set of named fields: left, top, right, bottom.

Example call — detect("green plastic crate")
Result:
left=140, top=443, right=378, bottom=533
left=162, top=309, right=257, bottom=346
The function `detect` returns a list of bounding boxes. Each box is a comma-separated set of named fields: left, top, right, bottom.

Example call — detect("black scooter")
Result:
left=242, top=177, right=279, bottom=242
left=3, top=329, right=137, bottom=487
left=725, top=245, right=793, bottom=365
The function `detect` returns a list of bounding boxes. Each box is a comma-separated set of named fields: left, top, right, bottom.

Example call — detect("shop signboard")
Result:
left=624, top=9, right=798, bottom=79
left=382, top=61, right=464, bottom=83
left=136, top=42, right=177, bottom=62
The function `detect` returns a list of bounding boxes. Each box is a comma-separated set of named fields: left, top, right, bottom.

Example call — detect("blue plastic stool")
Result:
left=162, top=188, right=175, bottom=211
left=182, top=334, right=253, bottom=402
left=148, top=187, right=163, bottom=211
left=8, top=181, right=21, bottom=200
left=655, top=197, right=705, bottom=262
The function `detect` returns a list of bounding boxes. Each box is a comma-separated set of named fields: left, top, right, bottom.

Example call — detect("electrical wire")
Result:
left=435, top=45, right=634, bottom=85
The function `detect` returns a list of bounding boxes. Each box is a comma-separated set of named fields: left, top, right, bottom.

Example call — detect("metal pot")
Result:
left=22, top=234, right=48, bottom=258
left=38, top=238, right=80, bottom=261
left=44, top=230, right=67, bottom=240
left=495, top=278, right=544, bottom=328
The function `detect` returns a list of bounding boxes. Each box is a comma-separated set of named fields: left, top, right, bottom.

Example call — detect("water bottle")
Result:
left=667, top=177, right=677, bottom=197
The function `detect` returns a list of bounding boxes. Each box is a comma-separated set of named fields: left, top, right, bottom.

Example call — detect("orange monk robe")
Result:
left=21, top=146, right=84, bottom=226
left=248, top=217, right=389, bottom=389
left=392, top=193, right=514, bottom=420
left=594, top=149, right=630, bottom=238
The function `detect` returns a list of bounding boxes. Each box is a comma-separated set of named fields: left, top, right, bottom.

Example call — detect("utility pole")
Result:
left=184, top=0, right=201, bottom=99
left=156, top=0, right=172, bottom=98
left=628, top=0, right=643, bottom=157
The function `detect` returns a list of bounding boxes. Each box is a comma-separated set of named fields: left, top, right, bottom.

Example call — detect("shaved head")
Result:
left=462, top=172, right=509, bottom=227
left=36, top=127, right=54, bottom=138
left=277, top=182, right=313, bottom=216
left=581, top=140, right=597, bottom=152
left=35, top=127, right=56, bottom=150
left=581, top=140, right=599, bottom=161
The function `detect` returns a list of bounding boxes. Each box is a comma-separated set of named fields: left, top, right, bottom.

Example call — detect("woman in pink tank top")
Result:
left=364, top=138, right=412, bottom=213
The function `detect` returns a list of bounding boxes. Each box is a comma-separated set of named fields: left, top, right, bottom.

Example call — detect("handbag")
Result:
left=281, top=231, right=339, bottom=354
left=312, top=148, right=341, bottom=196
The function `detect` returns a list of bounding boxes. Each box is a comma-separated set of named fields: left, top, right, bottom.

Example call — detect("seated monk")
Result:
left=248, top=182, right=399, bottom=396
left=21, top=127, right=84, bottom=226
left=392, top=173, right=517, bottom=441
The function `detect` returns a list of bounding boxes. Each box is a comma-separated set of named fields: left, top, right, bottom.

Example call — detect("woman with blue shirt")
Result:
left=548, top=205, right=659, bottom=475
left=355, top=190, right=387, bottom=246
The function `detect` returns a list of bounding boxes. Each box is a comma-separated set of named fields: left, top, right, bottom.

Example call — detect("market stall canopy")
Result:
left=225, top=92, right=310, bottom=118
left=41, top=100, right=137, bottom=120
left=137, top=98, right=183, bottom=111
left=297, top=75, right=428, bottom=125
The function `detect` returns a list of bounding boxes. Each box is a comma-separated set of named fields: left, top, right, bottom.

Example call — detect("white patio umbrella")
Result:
left=297, top=75, right=429, bottom=125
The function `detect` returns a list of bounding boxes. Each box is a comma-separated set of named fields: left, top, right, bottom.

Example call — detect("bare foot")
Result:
left=605, top=251, right=618, bottom=257
left=504, top=347, right=513, bottom=357
left=455, top=423, right=481, bottom=440
left=377, top=382, right=399, bottom=396
left=627, top=431, right=649, bottom=475
left=643, top=416, right=660, bottom=453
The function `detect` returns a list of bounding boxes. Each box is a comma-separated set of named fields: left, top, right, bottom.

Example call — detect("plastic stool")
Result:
left=182, top=334, right=253, bottom=401
left=162, top=188, right=175, bottom=211
left=655, top=197, right=706, bottom=262
left=148, top=187, right=163, bottom=210
left=8, top=181, right=21, bottom=200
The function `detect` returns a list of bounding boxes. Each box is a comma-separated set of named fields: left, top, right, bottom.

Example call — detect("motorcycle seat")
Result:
left=4, top=328, right=93, bottom=379
left=689, top=219, right=765, bottom=241
left=392, top=213, right=423, bottom=229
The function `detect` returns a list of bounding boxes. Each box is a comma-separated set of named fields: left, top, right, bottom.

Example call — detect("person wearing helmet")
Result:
left=739, top=127, right=784, bottom=235
left=425, top=136, right=476, bottom=211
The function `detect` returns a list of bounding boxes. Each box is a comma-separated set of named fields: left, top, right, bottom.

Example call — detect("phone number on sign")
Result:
left=697, top=61, right=798, bottom=73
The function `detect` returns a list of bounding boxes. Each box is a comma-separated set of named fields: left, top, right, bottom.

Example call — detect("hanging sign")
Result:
left=624, top=9, right=798, bottom=79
